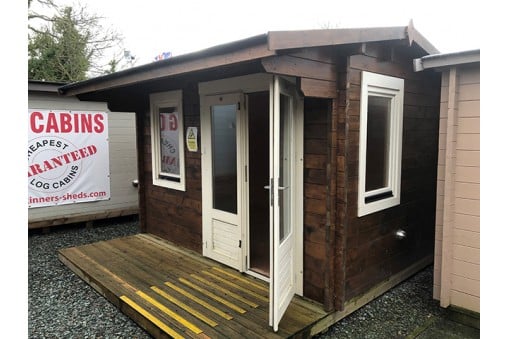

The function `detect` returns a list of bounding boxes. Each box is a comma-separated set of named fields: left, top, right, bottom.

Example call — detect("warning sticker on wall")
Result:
left=186, top=127, right=198, bottom=152
left=27, top=109, right=111, bottom=208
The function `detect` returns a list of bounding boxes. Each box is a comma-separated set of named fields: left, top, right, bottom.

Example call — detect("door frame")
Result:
left=198, top=73, right=303, bottom=295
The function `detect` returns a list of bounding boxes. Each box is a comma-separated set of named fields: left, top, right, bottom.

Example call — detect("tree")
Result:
left=28, top=0, right=126, bottom=82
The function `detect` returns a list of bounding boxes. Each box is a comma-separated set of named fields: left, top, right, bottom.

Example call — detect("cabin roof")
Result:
left=59, top=22, right=438, bottom=97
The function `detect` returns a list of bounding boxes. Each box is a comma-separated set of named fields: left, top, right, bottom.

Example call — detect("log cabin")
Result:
left=58, top=22, right=443, bottom=336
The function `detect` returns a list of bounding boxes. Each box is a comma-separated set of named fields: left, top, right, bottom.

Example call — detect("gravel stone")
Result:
left=29, top=216, right=452, bottom=338
left=29, top=217, right=151, bottom=339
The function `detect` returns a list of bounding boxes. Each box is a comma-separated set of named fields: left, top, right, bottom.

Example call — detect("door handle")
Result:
left=265, top=179, right=274, bottom=206
left=278, top=186, right=289, bottom=191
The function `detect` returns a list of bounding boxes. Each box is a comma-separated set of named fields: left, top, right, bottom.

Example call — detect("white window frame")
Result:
left=358, top=71, right=404, bottom=217
left=149, top=90, right=186, bottom=191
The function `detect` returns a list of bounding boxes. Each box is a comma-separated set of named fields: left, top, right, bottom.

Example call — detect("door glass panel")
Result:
left=279, top=94, right=291, bottom=242
left=365, top=95, right=391, bottom=192
left=211, top=104, right=237, bottom=214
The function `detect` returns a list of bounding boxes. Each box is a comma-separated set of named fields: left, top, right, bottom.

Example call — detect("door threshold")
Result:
left=247, top=269, right=269, bottom=282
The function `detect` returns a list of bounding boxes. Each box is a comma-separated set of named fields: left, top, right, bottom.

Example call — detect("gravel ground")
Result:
left=29, top=216, right=459, bottom=338
left=29, top=216, right=151, bottom=339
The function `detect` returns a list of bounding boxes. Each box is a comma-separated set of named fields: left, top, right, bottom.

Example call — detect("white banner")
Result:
left=28, top=109, right=110, bottom=208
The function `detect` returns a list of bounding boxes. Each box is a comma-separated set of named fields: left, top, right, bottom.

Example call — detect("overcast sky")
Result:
left=33, top=0, right=484, bottom=67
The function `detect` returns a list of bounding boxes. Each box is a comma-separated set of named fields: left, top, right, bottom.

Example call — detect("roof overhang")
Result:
left=59, top=22, right=438, bottom=97
left=268, top=20, right=438, bottom=54
left=413, top=49, right=480, bottom=72
left=29, top=80, right=68, bottom=93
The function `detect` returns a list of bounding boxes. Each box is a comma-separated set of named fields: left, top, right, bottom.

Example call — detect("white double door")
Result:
left=201, top=75, right=303, bottom=331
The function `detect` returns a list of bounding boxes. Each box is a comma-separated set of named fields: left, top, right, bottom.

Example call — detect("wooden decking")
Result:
left=58, top=233, right=328, bottom=338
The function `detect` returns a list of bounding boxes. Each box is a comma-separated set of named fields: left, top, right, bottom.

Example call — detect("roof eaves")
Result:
left=59, top=33, right=269, bottom=96
left=268, top=21, right=439, bottom=55
left=267, top=26, right=408, bottom=51
left=29, top=80, right=68, bottom=93
left=413, top=49, right=480, bottom=72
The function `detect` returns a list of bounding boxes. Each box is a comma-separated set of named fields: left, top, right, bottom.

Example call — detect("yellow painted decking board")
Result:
left=61, top=240, right=271, bottom=338
left=99, top=237, right=276, bottom=329
left=88, top=239, right=273, bottom=337
left=58, top=234, right=327, bottom=338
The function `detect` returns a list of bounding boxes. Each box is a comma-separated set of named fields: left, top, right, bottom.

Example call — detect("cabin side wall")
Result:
left=140, top=83, right=203, bottom=253
left=303, top=98, right=335, bottom=307
left=434, top=64, right=480, bottom=313
left=28, top=92, right=139, bottom=228
left=337, top=43, right=441, bottom=307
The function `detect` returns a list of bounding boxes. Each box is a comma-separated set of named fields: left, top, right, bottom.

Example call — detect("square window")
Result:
left=150, top=90, right=186, bottom=191
left=358, top=72, right=404, bottom=216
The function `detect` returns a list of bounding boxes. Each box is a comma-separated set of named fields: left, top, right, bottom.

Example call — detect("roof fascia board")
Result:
left=267, top=26, right=408, bottom=51
left=60, top=36, right=273, bottom=97
left=28, top=80, right=67, bottom=93
left=413, top=49, right=480, bottom=72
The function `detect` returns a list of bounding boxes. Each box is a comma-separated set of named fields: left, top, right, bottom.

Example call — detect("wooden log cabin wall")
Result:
left=334, top=42, right=441, bottom=310
left=137, top=81, right=204, bottom=254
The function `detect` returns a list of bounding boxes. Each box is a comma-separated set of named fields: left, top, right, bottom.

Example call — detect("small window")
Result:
left=358, top=72, right=404, bottom=216
left=150, top=90, right=185, bottom=191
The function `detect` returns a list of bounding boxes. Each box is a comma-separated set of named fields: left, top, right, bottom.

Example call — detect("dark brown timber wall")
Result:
left=303, top=98, right=333, bottom=308
left=335, top=42, right=441, bottom=309
left=140, top=82, right=203, bottom=253
left=265, top=46, right=339, bottom=309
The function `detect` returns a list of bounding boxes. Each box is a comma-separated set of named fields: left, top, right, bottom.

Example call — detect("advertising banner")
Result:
left=28, top=109, right=110, bottom=208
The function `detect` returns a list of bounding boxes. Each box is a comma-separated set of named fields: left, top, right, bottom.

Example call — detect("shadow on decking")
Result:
left=58, top=233, right=328, bottom=338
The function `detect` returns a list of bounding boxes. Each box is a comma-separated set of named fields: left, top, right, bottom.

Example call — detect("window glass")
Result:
left=365, top=96, right=391, bottom=191
left=211, top=104, right=237, bottom=214
left=158, top=107, right=180, bottom=178
left=279, top=94, right=291, bottom=242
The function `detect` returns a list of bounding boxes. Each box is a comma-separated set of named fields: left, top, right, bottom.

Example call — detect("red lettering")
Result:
left=42, top=160, right=54, bottom=171
left=93, top=114, right=104, bottom=133
left=30, top=111, right=44, bottom=133
left=70, top=150, right=81, bottom=161
left=60, top=113, right=73, bottom=133
left=79, top=148, right=89, bottom=158
left=159, top=114, right=166, bottom=130
left=74, top=113, right=80, bottom=132
left=28, top=163, right=44, bottom=177
left=160, top=113, right=178, bottom=131
left=162, top=156, right=176, bottom=165
left=87, top=145, right=97, bottom=155
left=29, top=112, right=106, bottom=134
left=168, top=114, right=177, bottom=130
left=80, top=114, right=93, bottom=133
left=46, top=113, right=60, bottom=133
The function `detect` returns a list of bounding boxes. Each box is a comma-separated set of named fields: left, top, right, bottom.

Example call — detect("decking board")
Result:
left=58, top=234, right=327, bottom=338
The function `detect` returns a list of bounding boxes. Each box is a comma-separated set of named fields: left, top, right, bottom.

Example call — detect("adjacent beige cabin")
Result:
left=28, top=80, right=139, bottom=229
left=414, top=49, right=480, bottom=315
